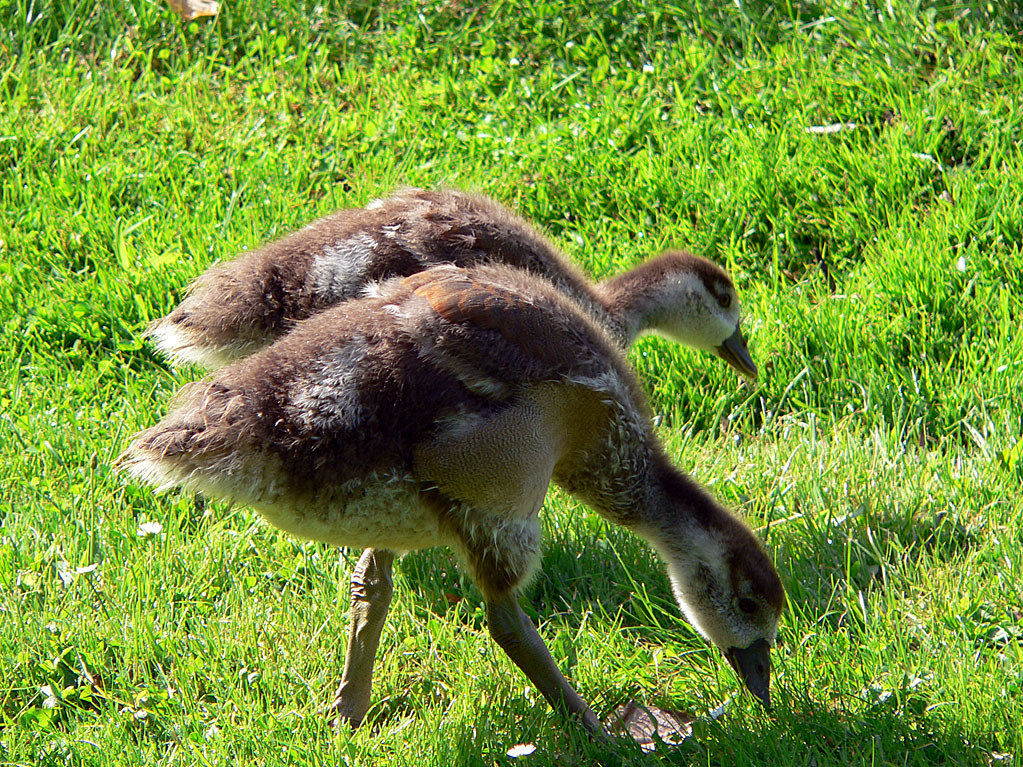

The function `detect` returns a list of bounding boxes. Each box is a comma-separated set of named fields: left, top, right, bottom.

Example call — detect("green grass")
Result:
left=2, top=0, right=1023, bottom=763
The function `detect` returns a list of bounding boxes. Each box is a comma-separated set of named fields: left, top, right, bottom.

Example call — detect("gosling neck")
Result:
left=632, top=454, right=777, bottom=650
left=635, top=452, right=745, bottom=551
left=595, top=265, right=704, bottom=348
left=591, top=273, right=654, bottom=347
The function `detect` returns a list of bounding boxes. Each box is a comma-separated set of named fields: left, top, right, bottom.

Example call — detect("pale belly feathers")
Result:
left=246, top=471, right=449, bottom=552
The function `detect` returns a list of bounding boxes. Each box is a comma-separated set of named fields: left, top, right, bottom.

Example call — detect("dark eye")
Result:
left=718, top=293, right=732, bottom=308
left=738, top=598, right=757, bottom=615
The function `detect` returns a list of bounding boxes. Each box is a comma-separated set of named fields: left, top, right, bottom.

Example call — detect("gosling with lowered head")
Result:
left=120, top=263, right=782, bottom=735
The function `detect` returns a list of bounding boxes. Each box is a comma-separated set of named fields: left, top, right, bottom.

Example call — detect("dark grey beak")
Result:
left=725, top=638, right=772, bottom=708
left=715, top=326, right=758, bottom=380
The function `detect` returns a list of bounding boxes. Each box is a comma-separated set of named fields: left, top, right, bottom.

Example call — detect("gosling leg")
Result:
left=329, top=547, right=395, bottom=727
left=486, top=592, right=604, bottom=736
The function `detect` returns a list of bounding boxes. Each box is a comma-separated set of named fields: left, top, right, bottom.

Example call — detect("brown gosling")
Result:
left=119, top=263, right=783, bottom=736
left=148, top=187, right=757, bottom=379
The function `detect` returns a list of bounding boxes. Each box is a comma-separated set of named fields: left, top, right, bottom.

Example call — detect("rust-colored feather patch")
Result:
left=412, top=271, right=566, bottom=369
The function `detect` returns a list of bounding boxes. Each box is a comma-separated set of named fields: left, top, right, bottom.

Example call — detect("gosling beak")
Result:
left=715, top=326, right=758, bottom=380
left=725, top=638, right=772, bottom=709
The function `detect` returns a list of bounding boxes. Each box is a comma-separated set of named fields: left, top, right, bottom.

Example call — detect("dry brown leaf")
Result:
left=166, top=0, right=219, bottom=21
left=604, top=702, right=694, bottom=752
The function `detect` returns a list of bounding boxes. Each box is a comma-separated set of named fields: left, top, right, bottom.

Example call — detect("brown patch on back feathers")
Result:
left=151, top=189, right=606, bottom=360
left=127, top=262, right=781, bottom=621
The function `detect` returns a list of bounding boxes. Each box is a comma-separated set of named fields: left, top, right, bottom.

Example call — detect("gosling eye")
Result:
left=738, top=597, right=758, bottom=615
left=718, top=293, right=732, bottom=309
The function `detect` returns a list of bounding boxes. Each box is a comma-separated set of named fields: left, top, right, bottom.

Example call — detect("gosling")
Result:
left=120, top=263, right=783, bottom=735
left=148, top=188, right=757, bottom=379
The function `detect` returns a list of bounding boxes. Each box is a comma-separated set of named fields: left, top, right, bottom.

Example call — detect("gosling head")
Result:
left=643, top=467, right=785, bottom=707
left=598, top=251, right=758, bottom=379
left=666, top=537, right=784, bottom=708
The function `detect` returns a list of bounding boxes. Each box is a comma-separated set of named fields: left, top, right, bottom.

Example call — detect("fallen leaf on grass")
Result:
left=166, top=0, right=219, bottom=21
left=604, top=702, right=694, bottom=752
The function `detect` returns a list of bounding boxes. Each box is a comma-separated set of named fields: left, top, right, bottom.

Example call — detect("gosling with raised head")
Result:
left=148, top=188, right=757, bottom=379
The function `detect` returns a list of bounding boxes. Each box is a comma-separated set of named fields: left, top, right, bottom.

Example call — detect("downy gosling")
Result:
left=120, top=263, right=783, bottom=735
left=148, top=187, right=757, bottom=379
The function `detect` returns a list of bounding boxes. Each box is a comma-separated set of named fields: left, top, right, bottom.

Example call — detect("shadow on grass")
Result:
left=348, top=511, right=1012, bottom=765
left=356, top=497, right=1008, bottom=763
left=388, top=686, right=999, bottom=767
left=679, top=693, right=997, bottom=767
left=777, top=501, right=982, bottom=626
left=397, top=517, right=680, bottom=640
left=397, top=499, right=980, bottom=645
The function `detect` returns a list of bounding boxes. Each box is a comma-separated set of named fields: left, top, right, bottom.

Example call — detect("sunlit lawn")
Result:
left=2, top=1, right=1022, bottom=764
